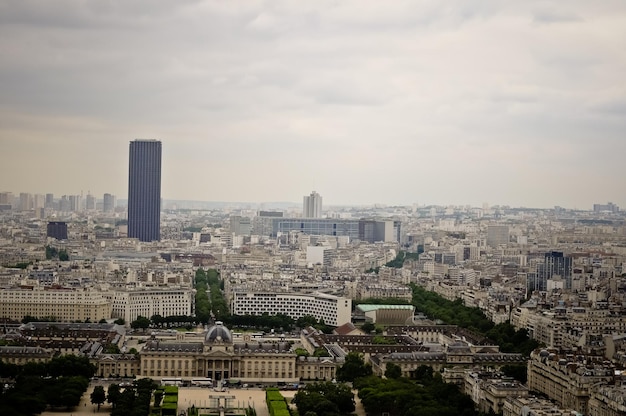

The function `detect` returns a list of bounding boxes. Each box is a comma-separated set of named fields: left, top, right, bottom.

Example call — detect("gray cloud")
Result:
left=532, top=9, right=583, bottom=24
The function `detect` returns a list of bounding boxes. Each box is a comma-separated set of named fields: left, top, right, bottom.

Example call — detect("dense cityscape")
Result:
left=0, top=140, right=625, bottom=416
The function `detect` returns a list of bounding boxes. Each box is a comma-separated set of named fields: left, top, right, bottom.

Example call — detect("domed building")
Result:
left=135, top=322, right=340, bottom=383
left=205, top=321, right=233, bottom=344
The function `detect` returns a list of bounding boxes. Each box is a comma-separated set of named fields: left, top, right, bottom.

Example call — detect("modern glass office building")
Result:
left=128, top=139, right=161, bottom=242
left=272, top=218, right=361, bottom=239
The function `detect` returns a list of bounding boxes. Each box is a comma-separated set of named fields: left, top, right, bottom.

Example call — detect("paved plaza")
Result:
left=40, top=383, right=365, bottom=416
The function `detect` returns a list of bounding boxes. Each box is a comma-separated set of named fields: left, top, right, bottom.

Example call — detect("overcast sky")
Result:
left=1, top=1, right=624, bottom=209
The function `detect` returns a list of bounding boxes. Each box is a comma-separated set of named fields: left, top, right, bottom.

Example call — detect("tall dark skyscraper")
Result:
left=128, top=139, right=162, bottom=242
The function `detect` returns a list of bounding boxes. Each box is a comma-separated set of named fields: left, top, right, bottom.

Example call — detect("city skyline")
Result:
left=1, top=2, right=625, bottom=208
left=0, top=188, right=621, bottom=212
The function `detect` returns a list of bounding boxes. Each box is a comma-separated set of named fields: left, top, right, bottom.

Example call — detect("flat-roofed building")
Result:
left=105, top=288, right=194, bottom=323
left=355, top=304, right=415, bottom=325
left=0, top=288, right=111, bottom=322
left=230, top=291, right=351, bottom=327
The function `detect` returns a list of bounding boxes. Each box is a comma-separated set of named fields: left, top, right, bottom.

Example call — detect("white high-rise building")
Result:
left=303, top=191, right=322, bottom=218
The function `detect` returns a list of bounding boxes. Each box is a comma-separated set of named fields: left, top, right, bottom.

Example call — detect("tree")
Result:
left=107, top=383, right=121, bottom=408
left=154, top=390, right=163, bottom=407
left=56, top=376, right=88, bottom=410
left=314, top=347, right=330, bottom=357
left=47, top=355, right=96, bottom=378
left=336, top=352, right=372, bottom=382
left=361, top=322, right=375, bottom=334
left=91, top=385, right=106, bottom=411
left=296, top=315, right=318, bottom=328
left=385, top=363, right=402, bottom=379
left=130, top=316, right=151, bottom=331
left=293, top=382, right=354, bottom=416
left=501, top=364, right=528, bottom=384
left=114, top=318, right=126, bottom=325
left=150, top=314, right=164, bottom=328
left=295, top=347, right=310, bottom=357
left=103, top=344, right=120, bottom=354
left=413, top=364, right=434, bottom=381
left=45, top=245, right=58, bottom=259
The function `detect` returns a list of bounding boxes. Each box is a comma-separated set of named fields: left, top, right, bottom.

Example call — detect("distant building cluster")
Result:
left=0, top=191, right=118, bottom=218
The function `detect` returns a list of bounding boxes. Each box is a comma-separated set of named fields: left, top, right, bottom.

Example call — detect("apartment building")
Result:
left=355, top=283, right=413, bottom=302
left=527, top=349, right=615, bottom=415
left=587, top=385, right=626, bottom=416
left=503, top=396, right=581, bottom=416
left=105, top=287, right=194, bottom=323
left=229, top=291, right=351, bottom=327
left=0, top=287, right=111, bottom=322
left=512, top=304, right=626, bottom=350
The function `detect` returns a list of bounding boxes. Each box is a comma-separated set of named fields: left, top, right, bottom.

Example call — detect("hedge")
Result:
left=266, top=391, right=284, bottom=403
left=164, top=386, right=179, bottom=394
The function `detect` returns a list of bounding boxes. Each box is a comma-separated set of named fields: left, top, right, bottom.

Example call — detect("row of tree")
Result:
left=194, top=268, right=229, bottom=322
left=195, top=269, right=211, bottom=323
left=127, top=311, right=334, bottom=335
left=410, top=284, right=494, bottom=332
left=410, top=284, right=540, bottom=356
left=130, top=314, right=197, bottom=330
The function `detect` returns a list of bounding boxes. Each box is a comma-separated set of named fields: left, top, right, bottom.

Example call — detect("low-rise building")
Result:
left=464, top=370, right=528, bottom=414
left=354, top=304, right=415, bottom=325
left=135, top=323, right=341, bottom=383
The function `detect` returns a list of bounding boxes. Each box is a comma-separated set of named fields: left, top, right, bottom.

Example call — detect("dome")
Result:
left=204, top=321, right=233, bottom=344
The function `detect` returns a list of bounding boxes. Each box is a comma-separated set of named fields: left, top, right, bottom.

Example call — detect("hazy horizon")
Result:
left=1, top=1, right=625, bottom=209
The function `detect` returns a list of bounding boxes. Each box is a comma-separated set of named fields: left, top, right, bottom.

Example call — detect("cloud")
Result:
left=532, top=9, right=583, bottom=24
left=0, top=1, right=625, bottom=208
left=590, top=97, right=626, bottom=116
